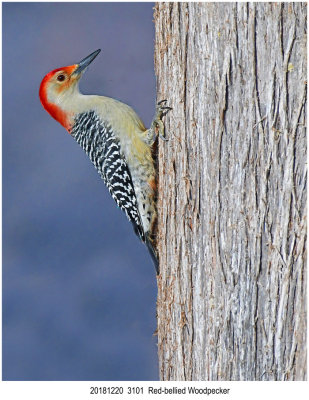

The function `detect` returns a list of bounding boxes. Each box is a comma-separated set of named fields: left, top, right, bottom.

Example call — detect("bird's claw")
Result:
left=146, top=100, right=172, bottom=145
left=159, top=133, right=169, bottom=141
left=156, top=100, right=173, bottom=118
left=155, top=100, right=172, bottom=141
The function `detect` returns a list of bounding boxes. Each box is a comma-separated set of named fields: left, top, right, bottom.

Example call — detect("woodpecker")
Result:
left=39, top=49, right=171, bottom=273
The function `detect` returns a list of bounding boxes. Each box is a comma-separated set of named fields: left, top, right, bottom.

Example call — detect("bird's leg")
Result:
left=146, top=100, right=172, bottom=145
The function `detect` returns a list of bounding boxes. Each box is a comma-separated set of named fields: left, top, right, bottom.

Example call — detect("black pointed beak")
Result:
left=73, top=49, right=101, bottom=75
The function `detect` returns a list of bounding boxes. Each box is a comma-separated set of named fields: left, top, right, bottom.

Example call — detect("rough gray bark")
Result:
left=154, top=2, right=307, bottom=381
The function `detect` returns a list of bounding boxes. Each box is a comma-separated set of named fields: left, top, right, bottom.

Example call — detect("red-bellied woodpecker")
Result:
left=39, top=49, right=171, bottom=274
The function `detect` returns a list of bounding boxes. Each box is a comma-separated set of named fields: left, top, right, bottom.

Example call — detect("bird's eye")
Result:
left=57, top=74, right=66, bottom=82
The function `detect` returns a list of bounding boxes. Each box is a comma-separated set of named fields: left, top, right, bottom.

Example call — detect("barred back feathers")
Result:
left=71, top=111, right=145, bottom=241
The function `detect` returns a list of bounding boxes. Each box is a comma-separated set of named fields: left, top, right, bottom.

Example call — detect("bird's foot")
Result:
left=146, top=100, right=172, bottom=145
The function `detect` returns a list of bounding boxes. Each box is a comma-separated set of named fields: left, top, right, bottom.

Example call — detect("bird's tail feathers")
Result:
left=132, top=222, right=159, bottom=274
left=145, top=234, right=159, bottom=275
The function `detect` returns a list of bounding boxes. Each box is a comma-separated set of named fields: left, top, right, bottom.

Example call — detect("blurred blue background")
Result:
left=2, top=2, right=158, bottom=380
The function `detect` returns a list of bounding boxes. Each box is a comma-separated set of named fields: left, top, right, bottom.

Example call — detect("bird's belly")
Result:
left=129, top=159, right=156, bottom=234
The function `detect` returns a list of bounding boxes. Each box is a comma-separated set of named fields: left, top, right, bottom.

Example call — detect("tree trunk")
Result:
left=154, top=2, right=306, bottom=381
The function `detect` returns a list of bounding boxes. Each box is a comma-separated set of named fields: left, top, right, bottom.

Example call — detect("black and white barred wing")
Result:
left=101, top=134, right=145, bottom=240
left=71, top=111, right=145, bottom=241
